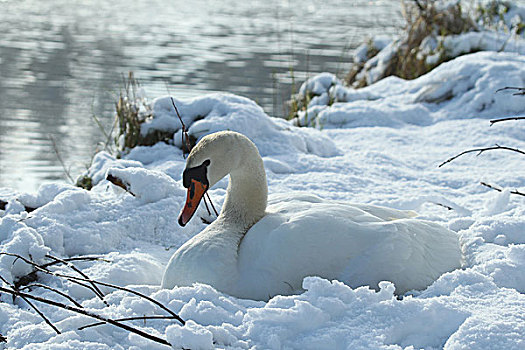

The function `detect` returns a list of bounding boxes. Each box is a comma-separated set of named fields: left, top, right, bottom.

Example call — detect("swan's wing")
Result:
left=236, top=196, right=460, bottom=298
left=268, top=192, right=417, bottom=221
left=236, top=207, right=380, bottom=299
left=340, top=219, right=461, bottom=293
left=348, top=203, right=417, bottom=221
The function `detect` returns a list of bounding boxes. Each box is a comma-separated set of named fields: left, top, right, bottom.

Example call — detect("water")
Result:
left=0, top=0, right=403, bottom=192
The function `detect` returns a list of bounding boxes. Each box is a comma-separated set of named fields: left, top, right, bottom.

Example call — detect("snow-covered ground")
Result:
left=1, top=49, right=525, bottom=349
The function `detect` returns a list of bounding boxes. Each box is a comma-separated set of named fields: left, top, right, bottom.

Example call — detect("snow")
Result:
left=348, top=10, right=525, bottom=89
left=353, top=36, right=393, bottom=64
left=166, top=320, right=214, bottom=350
left=149, top=93, right=339, bottom=158
left=1, top=36, right=525, bottom=350
left=294, top=52, right=525, bottom=128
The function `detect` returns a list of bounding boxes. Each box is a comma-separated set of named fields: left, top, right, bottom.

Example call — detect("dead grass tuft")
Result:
left=346, top=0, right=477, bottom=87
left=114, top=72, right=174, bottom=156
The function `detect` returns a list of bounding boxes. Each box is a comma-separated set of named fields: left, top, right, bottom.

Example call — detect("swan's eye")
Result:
left=203, top=159, right=210, bottom=167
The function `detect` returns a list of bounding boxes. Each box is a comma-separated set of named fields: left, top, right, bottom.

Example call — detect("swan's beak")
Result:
left=178, top=179, right=208, bottom=226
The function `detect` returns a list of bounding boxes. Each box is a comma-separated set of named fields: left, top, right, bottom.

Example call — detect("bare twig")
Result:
left=496, top=86, right=525, bottom=96
left=78, top=315, right=178, bottom=331
left=490, top=116, right=525, bottom=126
left=0, top=275, right=61, bottom=334
left=105, top=174, right=136, bottom=196
left=45, top=255, right=108, bottom=306
left=103, top=116, right=118, bottom=153
left=60, top=274, right=185, bottom=325
left=0, top=286, right=171, bottom=346
left=15, top=255, right=108, bottom=289
left=202, top=196, right=212, bottom=216
left=439, top=145, right=525, bottom=167
left=2, top=253, right=105, bottom=304
left=91, top=111, right=110, bottom=143
left=0, top=199, right=36, bottom=213
left=20, top=283, right=83, bottom=308
left=206, top=195, right=219, bottom=217
left=0, top=333, right=6, bottom=343
left=48, top=135, right=74, bottom=183
left=480, top=182, right=525, bottom=197
left=170, top=97, right=191, bottom=156
left=413, top=0, right=425, bottom=12
left=169, top=97, right=219, bottom=218
left=90, top=95, right=118, bottom=154
left=41, top=256, right=109, bottom=267
left=0, top=252, right=184, bottom=325
left=431, top=202, right=454, bottom=210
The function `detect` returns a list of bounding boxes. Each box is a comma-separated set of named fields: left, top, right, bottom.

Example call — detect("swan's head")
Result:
left=178, top=131, right=252, bottom=226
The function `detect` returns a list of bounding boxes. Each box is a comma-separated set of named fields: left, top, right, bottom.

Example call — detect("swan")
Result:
left=161, top=131, right=462, bottom=300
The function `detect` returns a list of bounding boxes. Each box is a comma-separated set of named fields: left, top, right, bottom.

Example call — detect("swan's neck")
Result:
left=220, top=156, right=268, bottom=230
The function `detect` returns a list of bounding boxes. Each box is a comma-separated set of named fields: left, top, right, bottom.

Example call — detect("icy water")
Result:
left=0, top=0, right=402, bottom=192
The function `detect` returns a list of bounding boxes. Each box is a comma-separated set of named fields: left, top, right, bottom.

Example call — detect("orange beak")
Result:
left=178, top=179, right=208, bottom=226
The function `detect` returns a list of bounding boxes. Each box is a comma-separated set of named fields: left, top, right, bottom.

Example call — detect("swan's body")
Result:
left=162, top=131, right=461, bottom=300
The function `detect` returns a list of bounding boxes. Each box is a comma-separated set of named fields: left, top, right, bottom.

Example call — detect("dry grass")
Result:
left=114, top=72, right=175, bottom=156
left=77, top=72, right=161, bottom=189
left=115, top=72, right=151, bottom=154
left=346, top=0, right=477, bottom=87
left=476, top=0, right=525, bottom=34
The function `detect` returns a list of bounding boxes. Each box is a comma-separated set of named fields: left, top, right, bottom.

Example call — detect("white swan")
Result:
left=161, top=131, right=461, bottom=300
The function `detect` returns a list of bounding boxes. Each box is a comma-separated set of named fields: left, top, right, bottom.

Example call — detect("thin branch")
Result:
left=45, top=255, right=108, bottom=305
left=0, top=253, right=184, bottom=325
left=103, top=116, right=118, bottom=153
left=90, top=94, right=118, bottom=154
left=413, top=0, right=425, bottom=12
left=0, top=333, right=5, bottom=343
left=496, top=86, right=525, bottom=95
left=0, top=286, right=170, bottom=346
left=106, top=174, right=136, bottom=196
left=48, top=135, right=74, bottom=183
left=2, top=253, right=105, bottom=303
left=490, top=116, right=525, bottom=126
left=15, top=256, right=109, bottom=289
left=480, top=182, right=525, bottom=197
left=60, top=274, right=185, bottom=325
left=0, top=199, right=36, bottom=213
left=41, top=256, right=110, bottom=268
left=20, top=283, right=84, bottom=308
left=201, top=194, right=220, bottom=217
left=91, top=110, right=110, bottom=142
left=0, top=275, right=61, bottom=334
left=206, top=193, right=219, bottom=216
left=19, top=295, right=61, bottom=334
left=169, top=96, right=219, bottom=218
left=431, top=202, right=454, bottom=210
left=170, top=97, right=192, bottom=156
left=202, top=195, right=212, bottom=216
left=439, top=145, right=525, bottom=167
left=78, top=315, right=177, bottom=331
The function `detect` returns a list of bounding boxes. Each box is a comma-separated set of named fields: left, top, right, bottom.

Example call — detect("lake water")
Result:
left=0, top=0, right=403, bottom=192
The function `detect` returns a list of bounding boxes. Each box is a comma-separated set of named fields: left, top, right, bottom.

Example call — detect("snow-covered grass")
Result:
left=1, top=50, right=525, bottom=350
left=342, top=0, right=525, bottom=89
left=292, top=52, right=525, bottom=128
left=288, top=1, right=525, bottom=126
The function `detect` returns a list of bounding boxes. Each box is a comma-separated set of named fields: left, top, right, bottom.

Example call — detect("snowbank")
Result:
left=345, top=1, right=525, bottom=89
left=0, top=49, right=524, bottom=348
left=147, top=93, right=339, bottom=158
left=294, top=52, right=525, bottom=128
